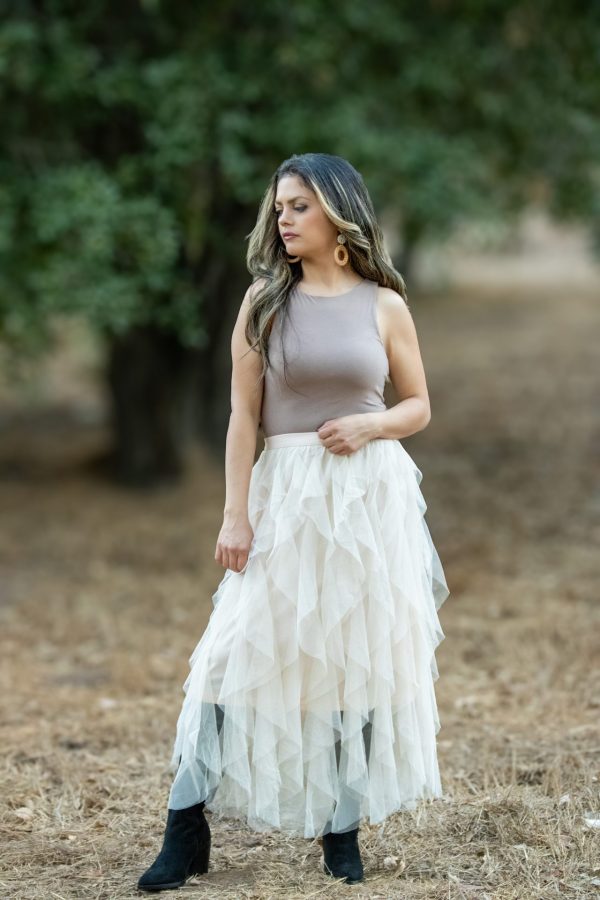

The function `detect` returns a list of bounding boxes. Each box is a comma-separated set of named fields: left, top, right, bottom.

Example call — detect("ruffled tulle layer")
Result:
left=167, top=434, right=449, bottom=838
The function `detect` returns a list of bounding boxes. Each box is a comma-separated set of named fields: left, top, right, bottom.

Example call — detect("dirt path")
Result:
left=1, top=281, right=598, bottom=898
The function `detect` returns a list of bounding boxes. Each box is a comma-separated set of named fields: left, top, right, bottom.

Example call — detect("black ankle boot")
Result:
left=137, top=802, right=211, bottom=892
left=322, top=827, right=364, bottom=884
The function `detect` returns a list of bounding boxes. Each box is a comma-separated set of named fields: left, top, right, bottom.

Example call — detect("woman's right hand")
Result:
left=215, top=513, right=254, bottom=573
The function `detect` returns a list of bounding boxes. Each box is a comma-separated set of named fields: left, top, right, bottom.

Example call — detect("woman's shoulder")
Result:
left=246, top=276, right=270, bottom=300
left=375, top=283, right=410, bottom=312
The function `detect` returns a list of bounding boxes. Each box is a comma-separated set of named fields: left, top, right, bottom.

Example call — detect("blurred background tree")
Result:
left=1, top=0, right=598, bottom=484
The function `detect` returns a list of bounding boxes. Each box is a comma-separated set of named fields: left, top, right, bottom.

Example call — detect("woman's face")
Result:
left=274, top=174, right=338, bottom=261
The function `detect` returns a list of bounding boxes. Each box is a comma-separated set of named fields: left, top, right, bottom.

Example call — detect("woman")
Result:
left=137, top=152, right=450, bottom=891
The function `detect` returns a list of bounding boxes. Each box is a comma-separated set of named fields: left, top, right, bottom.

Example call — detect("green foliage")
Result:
left=1, top=1, right=599, bottom=363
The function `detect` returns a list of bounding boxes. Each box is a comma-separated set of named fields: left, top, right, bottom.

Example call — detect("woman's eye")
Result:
left=275, top=207, right=307, bottom=215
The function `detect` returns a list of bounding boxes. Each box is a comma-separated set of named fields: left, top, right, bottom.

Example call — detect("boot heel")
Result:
left=190, top=827, right=211, bottom=875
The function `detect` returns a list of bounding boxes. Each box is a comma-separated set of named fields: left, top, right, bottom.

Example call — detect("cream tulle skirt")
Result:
left=167, top=431, right=449, bottom=838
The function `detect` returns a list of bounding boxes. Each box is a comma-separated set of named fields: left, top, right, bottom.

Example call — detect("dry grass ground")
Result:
left=0, top=281, right=599, bottom=899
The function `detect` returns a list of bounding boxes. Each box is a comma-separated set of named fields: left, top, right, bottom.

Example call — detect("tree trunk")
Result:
left=396, top=218, right=423, bottom=287
left=104, top=324, right=201, bottom=487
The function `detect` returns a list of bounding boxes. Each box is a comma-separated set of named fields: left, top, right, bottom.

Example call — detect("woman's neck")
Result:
left=297, top=264, right=362, bottom=295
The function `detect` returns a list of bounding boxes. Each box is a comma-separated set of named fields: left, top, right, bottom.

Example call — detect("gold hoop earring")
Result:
left=334, top=234, right=349, bottom=266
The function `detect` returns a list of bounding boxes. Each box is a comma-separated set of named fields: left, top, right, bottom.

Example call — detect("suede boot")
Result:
left=137, top=802, right=210, bottom=892
left=322, top=827, right=364, bottom=884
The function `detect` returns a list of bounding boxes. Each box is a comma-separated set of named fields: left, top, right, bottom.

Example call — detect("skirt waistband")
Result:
left=264, top=431, right=324, bottom=449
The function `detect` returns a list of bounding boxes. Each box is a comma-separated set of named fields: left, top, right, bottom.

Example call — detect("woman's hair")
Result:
left=244, top=152, right=407, bottom=382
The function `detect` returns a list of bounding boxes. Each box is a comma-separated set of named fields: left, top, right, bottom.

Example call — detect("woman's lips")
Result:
left=283, top=233, right=299, bottom=239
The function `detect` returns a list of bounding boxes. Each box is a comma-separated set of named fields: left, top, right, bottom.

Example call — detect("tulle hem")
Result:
left=167, top=434, right=449, bottom=838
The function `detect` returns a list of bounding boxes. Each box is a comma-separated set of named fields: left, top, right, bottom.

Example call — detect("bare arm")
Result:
left=215, top=280, right=266, bottom=573
left=360, top=287, right=431, bottom=441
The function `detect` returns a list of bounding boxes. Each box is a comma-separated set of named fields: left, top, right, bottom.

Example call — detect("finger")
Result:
left=231, top=549, right=244, bottom=572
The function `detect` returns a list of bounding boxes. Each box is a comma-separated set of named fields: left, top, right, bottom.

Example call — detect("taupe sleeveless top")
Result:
left=260, top=278, right=389, bottom=437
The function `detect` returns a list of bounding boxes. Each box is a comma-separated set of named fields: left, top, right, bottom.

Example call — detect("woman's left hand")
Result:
left=317, top=414, right=376, bottom=455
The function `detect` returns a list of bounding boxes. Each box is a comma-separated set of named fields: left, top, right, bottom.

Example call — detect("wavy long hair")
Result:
left=244, top=152, right=407, bottom=383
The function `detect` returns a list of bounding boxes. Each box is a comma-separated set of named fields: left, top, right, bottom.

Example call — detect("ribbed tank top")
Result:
left=260, top=278, right=389, bottom=437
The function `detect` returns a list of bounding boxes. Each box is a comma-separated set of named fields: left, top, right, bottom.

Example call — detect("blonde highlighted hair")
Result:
left=244, top=152, right=407, bottom=380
